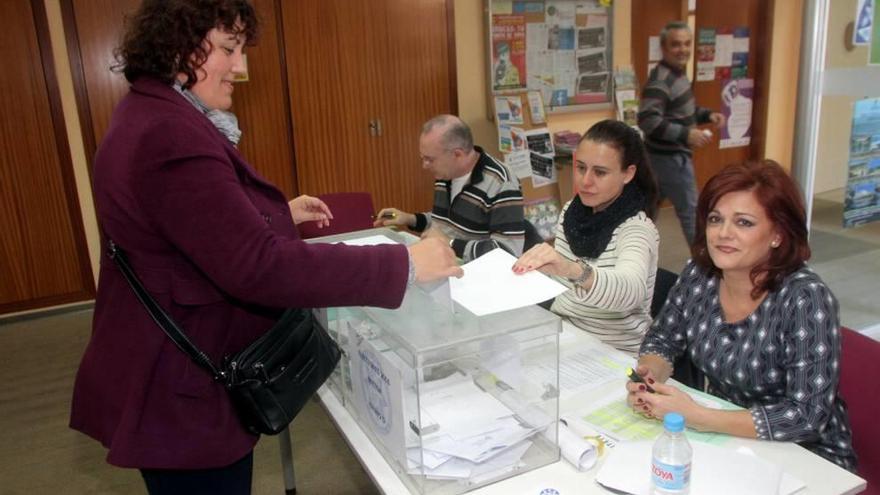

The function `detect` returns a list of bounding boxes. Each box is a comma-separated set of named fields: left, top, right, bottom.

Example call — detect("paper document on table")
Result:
left=577, top=388, right=732, bottom=446
left=524, top=347, right=633, bottom=397
left=596, top=441, right=790, bottom=495
left=339, top=234, right=397, bottom=246
left=449, top=248, right=567, bottom=316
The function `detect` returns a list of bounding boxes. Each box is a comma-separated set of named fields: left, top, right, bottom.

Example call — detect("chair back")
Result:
left=297, top=192, right=375, bottom=239
left=651, top=267, right=679, bottom=318
left=650, top=267, right=705, bottom=390
left=840, top=327, right=880, bottom=492
left=523, top=220, right=545, bottom=253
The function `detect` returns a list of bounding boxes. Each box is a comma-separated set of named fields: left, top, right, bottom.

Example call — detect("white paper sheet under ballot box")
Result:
left=309, top=229, right=562, bottom=495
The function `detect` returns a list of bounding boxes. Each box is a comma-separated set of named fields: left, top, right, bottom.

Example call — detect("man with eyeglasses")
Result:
left=374, top=114, right=525, bottom=262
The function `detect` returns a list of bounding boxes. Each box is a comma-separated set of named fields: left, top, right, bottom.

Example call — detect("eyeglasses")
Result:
left=420, top=148, right=458, bottom=165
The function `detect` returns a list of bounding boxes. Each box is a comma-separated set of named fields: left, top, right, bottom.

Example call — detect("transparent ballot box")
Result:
left=310, top=229, right=562, bottom=494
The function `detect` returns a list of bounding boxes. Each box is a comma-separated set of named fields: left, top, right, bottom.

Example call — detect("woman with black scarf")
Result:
left=513, top=120, right=659, bottom=355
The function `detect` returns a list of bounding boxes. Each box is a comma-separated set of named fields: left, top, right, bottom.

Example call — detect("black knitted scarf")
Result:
left=562, top=182, right=646, bottom=259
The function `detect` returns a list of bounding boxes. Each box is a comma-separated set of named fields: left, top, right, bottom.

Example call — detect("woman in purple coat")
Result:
left=69, top=1, right=461, bottom=493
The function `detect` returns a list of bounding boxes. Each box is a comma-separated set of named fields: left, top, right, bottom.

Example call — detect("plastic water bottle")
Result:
left=651, top=412, right=692, bottom=495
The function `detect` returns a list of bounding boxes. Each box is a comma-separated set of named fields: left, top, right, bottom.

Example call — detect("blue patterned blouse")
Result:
left=641, top=261, right=857, bottom=471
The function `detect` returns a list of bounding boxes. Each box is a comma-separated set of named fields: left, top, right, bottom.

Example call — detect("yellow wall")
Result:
left=814, top=0, right=870, bottom=194
left=764, top=0, right=803, bottom=172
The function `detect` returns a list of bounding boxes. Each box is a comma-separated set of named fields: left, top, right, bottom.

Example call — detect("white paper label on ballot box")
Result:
left=350, top=332, right=407, bottom=467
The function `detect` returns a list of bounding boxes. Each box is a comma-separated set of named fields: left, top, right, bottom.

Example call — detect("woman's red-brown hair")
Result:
left=692, top=160, right=811, bottom=299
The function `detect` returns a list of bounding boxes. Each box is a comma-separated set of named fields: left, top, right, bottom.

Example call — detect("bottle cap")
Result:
left=663, top=412, right=685, bottom=432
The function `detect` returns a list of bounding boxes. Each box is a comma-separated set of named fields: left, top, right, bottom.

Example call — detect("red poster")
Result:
left=492, top=15, right=527, bottom=91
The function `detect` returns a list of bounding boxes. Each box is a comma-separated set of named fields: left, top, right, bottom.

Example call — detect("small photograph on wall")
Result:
left=843, top=97, right=880, bottom=228
left=524, top=196, right=561, bottom=241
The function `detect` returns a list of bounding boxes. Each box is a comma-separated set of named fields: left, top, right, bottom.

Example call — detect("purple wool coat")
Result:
left=70, top=78, right=408, bottom=469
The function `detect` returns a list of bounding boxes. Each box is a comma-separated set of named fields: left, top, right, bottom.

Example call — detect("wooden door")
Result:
left=691, top=0, right=772, bottom=188
left=63, top=0, right=298, bottom=197
left=282, top=0, right=456, bottom=214
left=373, top=0, right=456, bottom=213
left=0, top=0, right=95, bottom=313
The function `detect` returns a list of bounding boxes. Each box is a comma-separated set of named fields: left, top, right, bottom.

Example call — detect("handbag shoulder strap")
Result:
left=107, top=240, right=224, bottom=381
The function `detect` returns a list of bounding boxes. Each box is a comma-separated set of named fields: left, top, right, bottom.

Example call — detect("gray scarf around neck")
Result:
left=172, top=81, right=242, bottom=146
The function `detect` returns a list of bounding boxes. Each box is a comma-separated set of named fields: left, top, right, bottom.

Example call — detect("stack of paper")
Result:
left=405, top=375, right=550, bottom=482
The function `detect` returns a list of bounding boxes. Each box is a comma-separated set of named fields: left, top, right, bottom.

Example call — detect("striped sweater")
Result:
left=416, top=147, right=525, bottom=262
left=550, top=201, right=659, bottom=356
left=637, top=60, right=712, bottom=155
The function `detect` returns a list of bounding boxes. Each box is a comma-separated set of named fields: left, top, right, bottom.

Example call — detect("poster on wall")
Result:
left=843, top=98, right=880, bottom=228
left=524, top=196, right=561, bottom=241
left=854, top=0, right=874, bottom=46
left=696, top=28, right=716, bottom=82
left=719, top=78, right=753, bottom=149
left=492, top=15, right=528, bottom=91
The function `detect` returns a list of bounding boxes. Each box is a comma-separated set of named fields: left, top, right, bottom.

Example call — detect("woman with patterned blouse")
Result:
left=513, top=120, right=659, bottom=355
left=629, top=160, right=856, bottom=470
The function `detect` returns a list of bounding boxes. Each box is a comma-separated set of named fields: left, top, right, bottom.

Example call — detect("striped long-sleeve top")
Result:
left=550, top=201, right=659, bottom=356
left=640, top=261, right=857, bottom=470
left=415, top=147, right=524, bottom=262
left=637, top=60, right=712, bottom=156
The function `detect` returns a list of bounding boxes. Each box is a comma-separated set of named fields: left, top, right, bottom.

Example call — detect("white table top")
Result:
left=317, top=322, right=866, bottom=495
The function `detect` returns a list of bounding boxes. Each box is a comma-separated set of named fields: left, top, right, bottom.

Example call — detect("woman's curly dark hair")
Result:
left=114, top=0, right=258, bottom=88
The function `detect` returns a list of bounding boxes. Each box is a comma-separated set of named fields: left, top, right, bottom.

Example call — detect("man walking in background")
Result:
left=638, top=21, right=725, bottom=245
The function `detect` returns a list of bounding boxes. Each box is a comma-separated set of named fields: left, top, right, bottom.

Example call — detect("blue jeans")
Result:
left=649, top=151, right=697, bottom=245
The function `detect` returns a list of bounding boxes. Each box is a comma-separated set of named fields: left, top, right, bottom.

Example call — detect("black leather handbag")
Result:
left=108, top=240, right=341, bottom=435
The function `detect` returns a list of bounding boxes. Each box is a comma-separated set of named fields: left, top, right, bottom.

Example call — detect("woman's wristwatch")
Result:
left=569, top=259, right=592, bottom=286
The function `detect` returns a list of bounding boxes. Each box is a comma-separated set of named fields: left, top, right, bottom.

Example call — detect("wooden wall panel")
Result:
left=283, top=0, right=455, bottom=215
left=0, top=0, right=94, bottom=313
left=66, top=0, right=135, bottom=161
left=375, top=0, right=455, bottom=214
left=284, top=0, right=377, bottom=199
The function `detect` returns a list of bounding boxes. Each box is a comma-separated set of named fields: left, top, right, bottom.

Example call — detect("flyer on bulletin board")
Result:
left=492, top=14, right=528, bottom=91
left=854, top=0, right=873, bottom=46
left=719, top=78, right=753, bottom=149
left=843, top=98, right=880, bottom=228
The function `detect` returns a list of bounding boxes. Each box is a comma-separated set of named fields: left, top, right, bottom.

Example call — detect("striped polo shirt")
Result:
left=638, top=60, right=712, bottom=155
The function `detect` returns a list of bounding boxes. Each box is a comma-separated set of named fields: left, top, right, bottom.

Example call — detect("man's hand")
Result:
left=288, top=195, right=333, bottom=227
left=372, top=207, right=415, bottom=228
left=421, top=226, right=451, bottom=244
left=709, top=112, right=726, bottom=128
left=408, top=238, right=463, bottom=282
left=687, top=128, right=711, bottom=148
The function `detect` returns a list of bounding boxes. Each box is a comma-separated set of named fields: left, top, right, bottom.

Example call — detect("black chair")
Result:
left=651, top=267, right=705, bottom=390
left=523, top=219, right=545, bottom=252
left=651, top=267, right=680, bottom=318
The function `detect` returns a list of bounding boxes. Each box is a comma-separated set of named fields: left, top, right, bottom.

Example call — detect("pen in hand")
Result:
left=373, top=211, right=397, bottom=220
left=626, top=367, right=655, bottom=393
